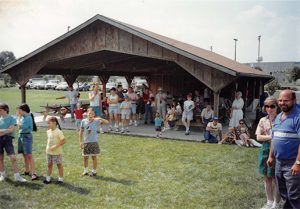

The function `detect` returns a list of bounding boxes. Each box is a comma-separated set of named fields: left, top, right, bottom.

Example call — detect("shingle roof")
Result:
left=1, top=14, right=271, bottom=78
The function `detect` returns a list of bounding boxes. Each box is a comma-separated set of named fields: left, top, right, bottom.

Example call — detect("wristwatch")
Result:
left=296, top=160, right=300, bottom=166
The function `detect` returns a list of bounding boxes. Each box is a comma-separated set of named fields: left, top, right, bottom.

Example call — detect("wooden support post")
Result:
left=20, top=84, right=26, bottom=103
left=259, top=79, right=263, bottom=96
left=213, top=90, right=220, bottom=116
left=99, top=74, right=110, bottom=97
left=63, top=74, right=78, bottom=86
left=125, top=75, right=134, bottom=87
left=145, top=75, right=152, bottom=89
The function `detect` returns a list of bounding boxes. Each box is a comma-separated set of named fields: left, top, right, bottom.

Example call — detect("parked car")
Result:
left=55, top=82, right=68, bottom=91
left=106, top=82, right=116, bottom=91
left=34, top=80, right=47, bottom=89
left=78, top=82, right=90, bottom=91
left=45, top=80, right=60, bottom=90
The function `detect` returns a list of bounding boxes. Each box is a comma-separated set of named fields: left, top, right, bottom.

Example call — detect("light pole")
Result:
left=257, top=35, right=261, bottom=62
left=233, top=38, right=238, bottom=61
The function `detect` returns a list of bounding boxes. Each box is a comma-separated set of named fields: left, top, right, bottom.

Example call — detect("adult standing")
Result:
left=127, top=87, right=138, bottom=126
left=182, top=93, right=195, bottom=135
left=155, top=87, right=167, bottom=119
left=88, top=84, right=102, bottom=117
left=203, top=87, right=211, bottom=104
left=56, top=85, right=79, bottom=122
left=143, top=88, right=153, bottom=124
left=229, top=91, right=244, bottom=128
left=256, top=97, right=281, bottom=209
left=116, top=85, right=124, bottom=127
left=89, top=84, right=104, bottom=133
left=107, top=88, right=119, bottom=132
left=267, top=90, right=300, bottom=209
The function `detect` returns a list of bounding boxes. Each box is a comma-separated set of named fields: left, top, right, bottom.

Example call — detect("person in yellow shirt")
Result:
left=44, top=117, right=66, bottom=184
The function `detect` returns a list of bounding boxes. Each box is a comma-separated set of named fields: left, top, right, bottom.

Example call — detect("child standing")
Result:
left=17, top=103, right=38, bottom=181
left=120, top=95, right=132, bottom=133
left=79, top=108, right=109, bottom=176
left=74, top=103, right=84, bottom=131
left=44, top=117, right=66, bottom=184
left=154, top=112, right=163, bottom=138
left=182, top=93, right=195, bottom=135
left=0, top=103, right=26, bottom=182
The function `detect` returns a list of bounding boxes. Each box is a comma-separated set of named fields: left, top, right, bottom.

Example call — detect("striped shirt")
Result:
left=272, top=106, right=300, bottom=160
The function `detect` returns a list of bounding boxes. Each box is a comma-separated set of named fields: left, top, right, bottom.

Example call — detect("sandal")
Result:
left=31, top=174, right=38, bottom=181
left=23, top=171, right=30, bottom=176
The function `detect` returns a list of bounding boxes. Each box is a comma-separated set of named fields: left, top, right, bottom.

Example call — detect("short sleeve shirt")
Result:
left=207, top=122, right=222, bottom=137
left=0, top=115, right=17, bottom=137
left=120, top=101, right=132, bottom=115
left=46, top=128, right=64, bottom=155
left=272, top=106, right=300, bottom=160
left=80, top=119, right=100, bottom=143
left=255, top=116, right=272, bottom=136
left=183, top=100, right=194, bottom=112
left=155, top=117, right=163, bottom=127
left=65, top=90, right=78, bottom=105
left=201, top=108, right=214, bottom=119
left=19, top=114, right=33, bottom=134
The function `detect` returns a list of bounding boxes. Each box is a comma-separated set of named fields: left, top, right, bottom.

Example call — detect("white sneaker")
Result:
left=218, top=142, right=222, bottom=145
left=14, top=173, right=27, bottom=182
left=261, top=202, right=273, bottom=209
left=134, top=121, right=138, bottom=126
left=0, top=174, right=5, bottom=182
left=121, top=128, right=124, bottom=133
left=271, top=202, right=281, bottom=209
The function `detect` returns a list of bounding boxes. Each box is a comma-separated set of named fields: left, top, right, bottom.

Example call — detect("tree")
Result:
left=0, top=51, right=16, bottom=86
left=77, top=75, right=92, bottom=83
left=265, top=79, right=281, bottom=95
left=291, top=66, right=300, bottom=82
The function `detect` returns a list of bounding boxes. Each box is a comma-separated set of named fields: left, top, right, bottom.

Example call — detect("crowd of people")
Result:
left=1, top=83, right=299, bottom=209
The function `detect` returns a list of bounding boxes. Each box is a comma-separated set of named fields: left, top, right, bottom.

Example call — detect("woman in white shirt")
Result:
left=229, top=91, right=244, bottom=128
left=182, top=93, right=195, bottom=135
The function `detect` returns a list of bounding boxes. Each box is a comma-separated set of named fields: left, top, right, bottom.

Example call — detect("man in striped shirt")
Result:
left=268, top=90, right=300, bottom=209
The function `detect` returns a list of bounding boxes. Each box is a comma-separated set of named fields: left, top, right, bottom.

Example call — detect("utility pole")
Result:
left=233, top=38, right=238, bottom=61
left=67, top=26, right=71, bottom=32
left=257, top=35, right=261, bottom=63
left=210, top=46, right=213, bottom=52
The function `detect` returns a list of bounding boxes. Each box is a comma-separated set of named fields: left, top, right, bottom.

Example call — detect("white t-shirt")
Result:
left=155, top=93, right=167, bottom=106
left=65, top=90, right=78, bottom=105
left=89, top=91, right=100, bottom=106
left=183, top=100, right=194, bottom=112
left=109, top=94, right=118, bottom=107
left=207, top=122, right=222, bottom=137
left=201, top=108, right=214, bottom=119
left=127, top=92, right=138, bottom=104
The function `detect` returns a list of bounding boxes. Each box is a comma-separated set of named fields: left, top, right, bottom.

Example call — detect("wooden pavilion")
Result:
left=0, top=14, right=271, bottom=115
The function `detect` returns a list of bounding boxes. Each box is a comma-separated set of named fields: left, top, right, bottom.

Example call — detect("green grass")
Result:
left=0, top=87, right=88, bottom=113
left=1, top=131, right=265, bottom=209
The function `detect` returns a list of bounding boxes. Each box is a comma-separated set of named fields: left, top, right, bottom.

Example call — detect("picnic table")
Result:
left=39, top=100, right=90, bottom=122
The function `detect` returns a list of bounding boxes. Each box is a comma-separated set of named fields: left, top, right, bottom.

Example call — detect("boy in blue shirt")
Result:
left=154, top=112, right=163, bottom=138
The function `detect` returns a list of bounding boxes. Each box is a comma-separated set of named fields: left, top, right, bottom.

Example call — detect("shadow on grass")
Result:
left=93, top=175, right=137, bottom=186
left=5, top=178, right=43, bottom=190
left=59, top=182, right=90, bottom=195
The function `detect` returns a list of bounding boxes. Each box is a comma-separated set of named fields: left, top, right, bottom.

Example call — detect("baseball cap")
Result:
left=213, top=116, right=219, bottom=121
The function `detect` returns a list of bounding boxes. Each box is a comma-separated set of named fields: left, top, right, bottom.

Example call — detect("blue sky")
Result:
left=0, top=0, right=299, bottom=63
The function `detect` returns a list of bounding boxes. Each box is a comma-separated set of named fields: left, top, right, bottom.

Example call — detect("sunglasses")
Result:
left=239, top=123, right=244, bottom=125
left=264, top=104, right=276, bottom=109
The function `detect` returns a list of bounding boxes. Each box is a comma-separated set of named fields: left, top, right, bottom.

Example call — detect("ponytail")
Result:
left=48, top=116, right=62, bottom=130
left=31, top=113, right=37, bottom=132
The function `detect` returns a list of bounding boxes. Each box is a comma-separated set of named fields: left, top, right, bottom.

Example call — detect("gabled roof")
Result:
left=1, top=14, right=271, bottom=78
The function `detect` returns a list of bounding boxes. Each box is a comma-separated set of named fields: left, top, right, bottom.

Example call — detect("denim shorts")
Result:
left=0, top=135, right=15, bottom=155
left=109, top=105, right=119, bottom=115
left=91, top=106, right=101, bottom=117
left=131, top=103, right=137, bottom=114
left=18, top=133, right=33, bottom=154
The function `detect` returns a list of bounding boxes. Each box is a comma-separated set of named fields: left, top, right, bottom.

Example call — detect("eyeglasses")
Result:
left=264, top=104, right=276, bottom=109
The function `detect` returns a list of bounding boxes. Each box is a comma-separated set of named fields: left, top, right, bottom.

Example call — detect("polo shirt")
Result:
left=272, top=106, right=300, bottom=160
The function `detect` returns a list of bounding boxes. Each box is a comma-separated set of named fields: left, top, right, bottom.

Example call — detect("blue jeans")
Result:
left=144, top=104, right=153, bottom=122
left=275, top=159, right=300, bottom=209
left=204, top=131, right=218, bottom=143
left=91, top=106, right=101, bottom=117
left=70, top=104, right=76, bottom=119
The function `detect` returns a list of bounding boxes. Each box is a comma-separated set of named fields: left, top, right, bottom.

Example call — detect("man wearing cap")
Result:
left=182, top=93, right=195, bottom=135
left=203, top=116, right=222, bottom=143
left=267, top=90, right=300, bottom=209
left=155, top=87, right=167, bottom=119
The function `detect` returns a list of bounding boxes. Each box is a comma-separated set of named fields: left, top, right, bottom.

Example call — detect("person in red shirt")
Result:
left=74, top=103, right=84, bottom=131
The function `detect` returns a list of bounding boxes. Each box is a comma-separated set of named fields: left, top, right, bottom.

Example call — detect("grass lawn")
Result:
left=1, top=130, right=265, bottom=209
left=0, top=87, right=88, bottom=113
